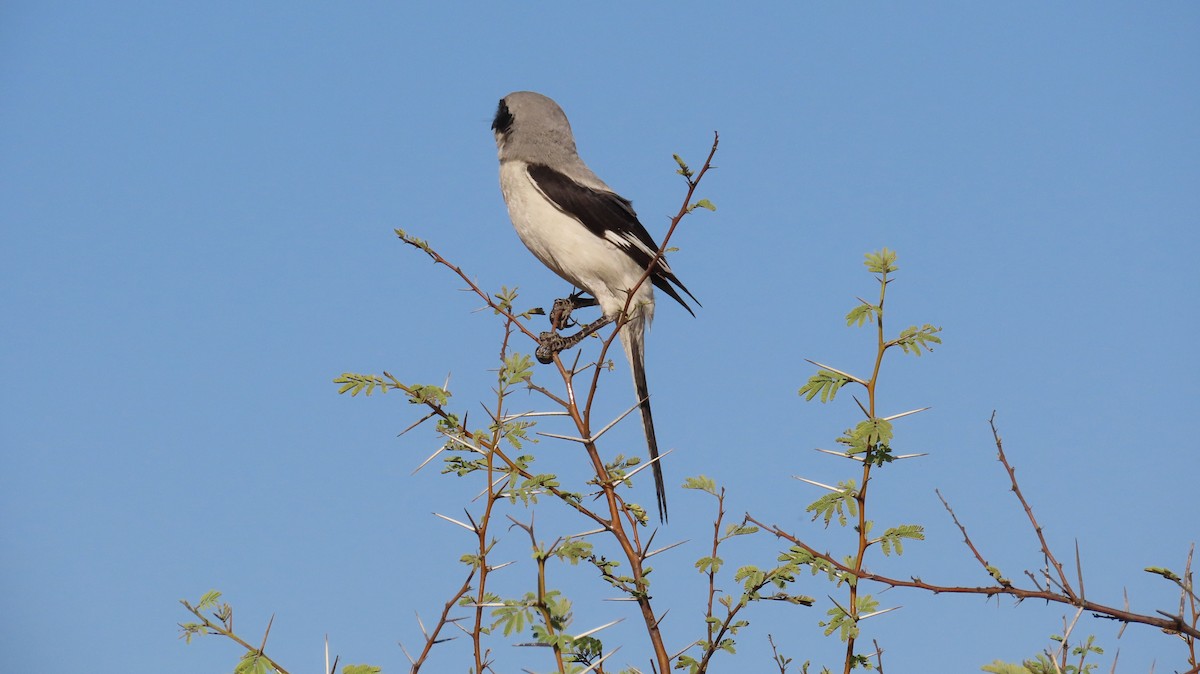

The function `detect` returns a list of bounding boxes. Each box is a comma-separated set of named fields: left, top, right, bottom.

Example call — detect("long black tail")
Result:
left=629, top=336, right=668, bottom=523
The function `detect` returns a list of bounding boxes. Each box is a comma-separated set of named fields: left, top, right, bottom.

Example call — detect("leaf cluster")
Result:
left=837, top=418, right=895, bottom=466
left=819, top=594, right=879, bottom=642
left=981, top=633, right=1105, bottom=674
left=805, top=480, right=858, bottom=528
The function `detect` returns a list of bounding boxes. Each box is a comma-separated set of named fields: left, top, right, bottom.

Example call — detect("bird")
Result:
left=491, top=90, right=698, bottom=523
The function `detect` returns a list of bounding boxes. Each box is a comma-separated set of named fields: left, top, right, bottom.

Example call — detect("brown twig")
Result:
left=989, top=412, right=1076, bottom=602
left=936, top=488, right=1004, bottom=584
left=396, top=229, right=542, bottom=345
left=179, top=602, right=292, bottom=674
left=768, top=634, right=791, bottom=673
left=408, top=571, right=476, bottom=673
left=746, top=521, right=1200, bottom=641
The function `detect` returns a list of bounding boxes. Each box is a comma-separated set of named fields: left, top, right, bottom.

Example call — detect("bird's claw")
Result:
left=535, top=313, right=617, bottom=364
left=550, top=298, right=576, bottom=331
left=536, top=331, right=566, bottom=364
left=549, top=292, right=599, bottom=331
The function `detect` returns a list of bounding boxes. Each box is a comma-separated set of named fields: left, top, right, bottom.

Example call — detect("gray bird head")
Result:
left=492, top=91, right=608, bottom=188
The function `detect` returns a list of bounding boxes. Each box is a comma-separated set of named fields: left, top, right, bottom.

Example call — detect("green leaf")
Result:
left=500, top=352, right=534, bottom=386
left=845, top=302, right=878, bottom=328
left=673, top=154, right=694, bottom=178
left=723, top=523, right=758, bottom=538
left=233, top=651, right=272, bottom=674
left=332, top=372, right=416, bottom=398
left=798, top=369, right=852, bottom=403
left=343, top=666, right=382, bottom=674
left=981, top=661, right=1034, bottom=674
left=493, top=285, right=519, bottom=313
left=682, top=475, right=718, bottom=494
left=197, top=590, right=222, bottom=611
left=804, top=480, right=858, bottom=528
left=406, top=383, right=451, bottom=406
left=395, top=228, right=432, bottom=254
left=837, top=418, right=895, bottom=465
left=891, top=324, right=943, bottom=356
left=985, top=565, right=1011, bottom=585
left=553, top=540, right=593, bottom=565
left=694, top=555, right=721, bottom=574
left=863, top=248, right=898, bottom=274
left=689, top=198, right=717, bottom=212
left=874, top=524, right=925, bottom=556
left=1145, top=566, right=1182, bottom=582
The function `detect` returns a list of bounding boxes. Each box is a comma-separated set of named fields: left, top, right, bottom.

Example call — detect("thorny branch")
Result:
left=747, top=415, right=1200, bottom=642
left=179, top=601, right=291, bottom=674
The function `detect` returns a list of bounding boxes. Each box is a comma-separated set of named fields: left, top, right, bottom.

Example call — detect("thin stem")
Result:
left=705, top=489, right=728, bottom=651
left=989, top=412, right=1076, bottom=602
left=180, top=603, right=292, bottom=674
left=842, top=268, right=890, bottom=674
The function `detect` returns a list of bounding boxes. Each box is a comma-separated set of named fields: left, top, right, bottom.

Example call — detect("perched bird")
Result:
left=491, top=91, right=698, bottom=523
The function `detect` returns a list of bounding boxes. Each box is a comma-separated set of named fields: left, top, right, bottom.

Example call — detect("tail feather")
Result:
left=620, top=319, right=668, bottom=523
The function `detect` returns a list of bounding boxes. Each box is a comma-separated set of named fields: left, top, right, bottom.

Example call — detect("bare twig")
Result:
left=936, top=488, right=1001, bottom=583
left=989, top=412, right=1077, bottom=602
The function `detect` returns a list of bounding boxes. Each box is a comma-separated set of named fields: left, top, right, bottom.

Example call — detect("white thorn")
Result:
left=574, top=618, right=625, bottom=639
left=813, top=447, right=864, bottom=462
left=432, top=512, right=477, bottom=533
left=441, top=432, right=485, bottom=454
left=500, top=410, right=570, bottom=422
left=578, top=647, right=620, bottom=674
left=397, top=640, right=415, bottom=665
left=882, top=407, right=931, bottom=421
left=646, top=539, right=689, bottom=559
left=535, top=430, right=590, bottom=443
left=804, top=359, right=867, bottom=385
left=591, top=399, right=644, bottom=442
left=412, top=444, right=448, bottom=475
left=793, top=476, right=842, bottom=492
left=860, top=606, right=903, bottom=620
left=622, top=448, right=675, bottom=483
left=472, top=474, right=509, bottom=502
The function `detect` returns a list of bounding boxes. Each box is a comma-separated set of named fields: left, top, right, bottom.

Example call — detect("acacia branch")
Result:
left=936, top=488, right=998, bottom=581
left=396, top=229, right=542, bottom=344
left=748, top=513, right=1198, bottom=639
left=408, top=571, right=475, bottom=673
left=989, top=411, right=1076, bottom=601
left=179, top=602, right=292, bottom=674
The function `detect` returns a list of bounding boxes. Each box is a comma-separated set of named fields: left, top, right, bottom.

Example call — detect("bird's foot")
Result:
left=536, top=314, right=616, bottom=364
left=549, top=292, right=599, bottom=331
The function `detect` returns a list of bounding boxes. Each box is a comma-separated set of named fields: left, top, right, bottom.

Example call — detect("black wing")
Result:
left=527, top=163, right=699, bottom=314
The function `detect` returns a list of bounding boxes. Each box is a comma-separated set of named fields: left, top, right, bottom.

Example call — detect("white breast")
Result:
left=499, top=160, right=655, bottom=322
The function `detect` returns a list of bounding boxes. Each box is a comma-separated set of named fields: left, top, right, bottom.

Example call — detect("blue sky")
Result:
left=2, top=2, right=1197, bottom=672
